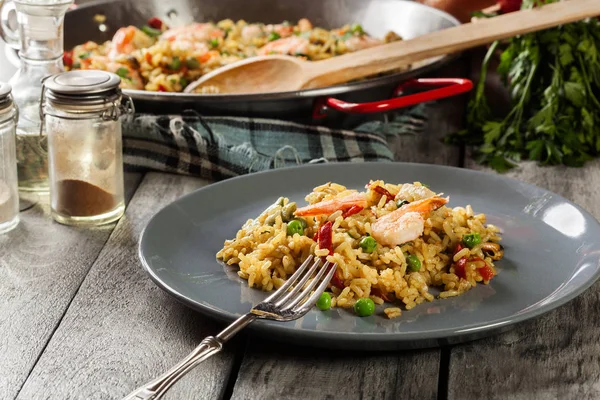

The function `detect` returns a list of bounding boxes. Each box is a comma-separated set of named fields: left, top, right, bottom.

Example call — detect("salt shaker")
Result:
left=40, top=70, right=134, bottom=226
left=0, top=83, right=20, bottom=233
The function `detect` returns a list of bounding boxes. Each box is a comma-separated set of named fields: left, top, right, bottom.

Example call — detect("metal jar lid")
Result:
left=41, top=70, right=134, bottom=120
left=0, top=82, right=13, bottom=113
left=43, top=70, right=123, bottom=108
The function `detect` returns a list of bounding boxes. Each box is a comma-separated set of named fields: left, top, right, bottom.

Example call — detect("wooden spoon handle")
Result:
left=303, top=0, right=600, bottom=89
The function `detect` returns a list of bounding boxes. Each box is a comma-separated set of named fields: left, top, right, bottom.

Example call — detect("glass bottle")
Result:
left=0, top=0, right=73, bottom=192
left=40, top=70, right=134, bottom=226
left=0, top=82, right=19, bottom=233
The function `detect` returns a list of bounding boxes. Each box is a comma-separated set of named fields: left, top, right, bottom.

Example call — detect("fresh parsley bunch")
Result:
left=450, top=0, right=600, bottom=172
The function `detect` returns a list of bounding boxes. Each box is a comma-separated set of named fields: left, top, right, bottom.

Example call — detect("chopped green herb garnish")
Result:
left=141, top=25, right=162, bottom=37
left=115, top=67, right=129, bottom=78
left=268, top=32, right=281, bottom=42
left=78, top=52, right=90, bottom=60
left=350, top=23, right=364, bottom=35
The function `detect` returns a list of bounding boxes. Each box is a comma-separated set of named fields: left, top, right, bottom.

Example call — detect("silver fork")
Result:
left=122, top=255, right=336, bottom=400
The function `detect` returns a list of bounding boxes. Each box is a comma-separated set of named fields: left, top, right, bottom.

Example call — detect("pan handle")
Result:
left=312, top=78, right=473, bottom=118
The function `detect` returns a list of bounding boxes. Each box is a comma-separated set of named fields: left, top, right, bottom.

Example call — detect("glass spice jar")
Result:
left=40, top=70, right=134, bottom=226
left=0, top=82, right=20, bottom=233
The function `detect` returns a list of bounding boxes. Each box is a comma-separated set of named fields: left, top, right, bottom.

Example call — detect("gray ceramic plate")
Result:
left=139, top=163, right=600, bottom=350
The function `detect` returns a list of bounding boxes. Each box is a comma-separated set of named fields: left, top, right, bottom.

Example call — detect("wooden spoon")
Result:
left=184, top=0, right=600, bottom=95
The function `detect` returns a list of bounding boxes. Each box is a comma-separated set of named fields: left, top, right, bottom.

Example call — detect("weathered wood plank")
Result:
left=17, top=173, right=237, bottom=400
left=232, top=340, right=440, bottom=400
left=448, top=159, right=600, bottom=400
left=230, top=59, right=470, bottom=400
left=0, top=173, right=142, bottom=400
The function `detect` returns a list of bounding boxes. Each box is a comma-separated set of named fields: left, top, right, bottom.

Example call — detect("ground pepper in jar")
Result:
left=54, top=179, right=116, bottom=217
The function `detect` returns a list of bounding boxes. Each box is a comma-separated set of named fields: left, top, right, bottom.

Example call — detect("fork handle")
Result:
left=122, top=313, right=255, bottom=400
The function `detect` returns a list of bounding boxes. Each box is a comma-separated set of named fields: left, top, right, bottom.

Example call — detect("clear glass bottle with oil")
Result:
left=0, top=0, right=73, bottom=192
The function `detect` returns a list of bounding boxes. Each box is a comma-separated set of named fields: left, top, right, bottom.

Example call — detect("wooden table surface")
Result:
left=2, top=56, right=600, bottom=400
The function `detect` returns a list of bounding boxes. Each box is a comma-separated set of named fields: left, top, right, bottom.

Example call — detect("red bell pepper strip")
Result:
left=158, top=84, right=167, bottom=92
left=148, top=17, right=164, bottom=30
left=454, top=243, right=464, bottom=255
left=316, top=221, right=342, bottom=288
left=342, top=205, right=364, bottom=218
left=318, top=221, right=333, bottom=255
left=63, top=51, right=74, bottom=68
left=373, top=185, right=395, bottom=202
left=331, top=270, right=345, bottom=289
left=468, top=257, right=494, bottom=281
left=454, top=257, right=467, bottom=279
left=479, top=265, right=495, bottom=281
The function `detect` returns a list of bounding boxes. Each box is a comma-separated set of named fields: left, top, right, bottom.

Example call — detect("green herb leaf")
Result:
left=115, top=67, right=129, bottom=79
left=141, top=25, right=162, bottom=37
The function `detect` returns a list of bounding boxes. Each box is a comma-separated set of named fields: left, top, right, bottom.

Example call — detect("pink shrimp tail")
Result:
left=295, top=193, right=367, bottom=217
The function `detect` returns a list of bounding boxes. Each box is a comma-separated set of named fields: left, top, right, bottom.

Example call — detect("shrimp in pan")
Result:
left=371, top=196, right=448, bottom=246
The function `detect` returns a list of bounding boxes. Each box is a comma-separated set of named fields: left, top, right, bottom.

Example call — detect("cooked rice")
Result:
left=67, top=19, right=404, bottom=93
left=216, top=181, right=503, bottom=318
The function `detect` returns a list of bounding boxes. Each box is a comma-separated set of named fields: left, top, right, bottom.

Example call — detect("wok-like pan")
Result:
left=63, top=1, right=467, bottom=126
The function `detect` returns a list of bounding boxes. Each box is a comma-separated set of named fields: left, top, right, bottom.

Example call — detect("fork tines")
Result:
left=252, top=255, right=337, bottom=320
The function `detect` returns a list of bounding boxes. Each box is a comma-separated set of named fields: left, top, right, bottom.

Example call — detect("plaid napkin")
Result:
left=122, top=106, right=426, bottom=181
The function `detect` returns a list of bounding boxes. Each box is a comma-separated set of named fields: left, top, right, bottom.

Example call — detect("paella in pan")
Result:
left=66, top=16, right=403, bottom=93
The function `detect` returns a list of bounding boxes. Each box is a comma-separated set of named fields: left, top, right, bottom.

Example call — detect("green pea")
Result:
left=268, top=32, right=281, bottom=41
left=210, top=38, right=219, bottom=48
left=78, top=52, right=91, bottom=60
left=396, top=199, right=409, bottom=209
left=462, top=233, right=482, bottom=248
left=359, top=236, right=377, bottom=253
left=169, top=56, right=181, bottom=70
left=351, top=23, right=364, bottom=35
left=296, top=217, right=308, bottom=229
left=316, top=292, right=332, bottom=311
left=179, top=77, right=189, bottom=87
left=353, top=298, right=375, bottom=317
left=406, top=255, right=421, bottom=272
left=286, top=219, right=304, bottom=236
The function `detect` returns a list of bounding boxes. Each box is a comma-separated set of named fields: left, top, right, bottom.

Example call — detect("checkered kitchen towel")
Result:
left=122, top=106, right=426, bottom=181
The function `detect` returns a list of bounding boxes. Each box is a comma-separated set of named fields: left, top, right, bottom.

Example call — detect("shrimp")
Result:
left=257, top=36, right=309, bottom=56
left=241, top=24, right=263, bottom=40
left=160, top=23, right=214, bottom=43
left=297, top=18, right=313, bottom=32
left=265, top=23, right=294, bottom=38
left=295, top=192, right=368, bottom=217
left=110, top=26, right=155, bottom=58
left=371, top=196, right=448, bottom=247
left=344, top=35, right=383, bottom=52
left=395, top=183, right=436, bottom=202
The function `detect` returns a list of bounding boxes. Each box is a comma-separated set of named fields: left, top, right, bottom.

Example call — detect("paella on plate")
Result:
left=217, top=181, right=504, bottom=319
left=65, top=16, right=403, bottom=93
